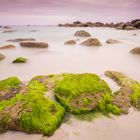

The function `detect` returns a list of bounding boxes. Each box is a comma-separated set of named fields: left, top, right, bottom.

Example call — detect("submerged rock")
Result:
left=81, top=38, right=102, bottom=47
left=106, top=39, right=121, bottom=44
left=74, top=30, right=91, bottom=37
left=20, top=41, right=48, bottom=48
left=64, top=40, right=76, bottom=45
left=2, top=29, right=14, bottom=33
left=7, top=38, right=36, bottom=43
left=105, top=71, right=140, bottom=112
left=12, top=57, right=27, bottom=63
left=0, top=53, right=5, bottom=60
left=0, top=45, right=16, bottom=49
left=130, top=47, right=140, bottom=55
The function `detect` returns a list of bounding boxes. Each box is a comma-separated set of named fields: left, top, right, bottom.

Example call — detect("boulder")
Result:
left=116, top=26, right=123, bottom=30
left=7, top=38, right=36, bottom=42
left=106, top=39, right=121, bottom=44
left=74, top=30, right=91, bottom=37
left=130, top=47, right=140, bottom=55
left=81, top=38, right=102, bottom=47
left=125, top=26, right=135, bottom=30
left=64, top=40, right=76, bottom=45
left=0, top=45, right=16, bottom=49
left=20, top=41, right=48, bottom=48
left=0, top=53, right=5, bottom=60
left=0, top=77, right=65, bottom=135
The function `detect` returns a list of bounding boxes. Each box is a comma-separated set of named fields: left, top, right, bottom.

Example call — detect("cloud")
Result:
left=0, top=0, right=139, bottom=24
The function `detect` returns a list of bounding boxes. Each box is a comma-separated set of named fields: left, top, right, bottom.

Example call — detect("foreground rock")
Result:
left=106, top=39, right=121, bottom=44
left=130, top=47, right=140, bottom=55
left=0, top=53, right=5, bottom=60
left=12, top=57, right=27, bottom=63
left=81, top=38, right=102, bottom=47
left=0, top=77, right=65, bottom=136
left=20, top=41, right=48, bottom=48
left=0, top=45, right=16, bottom=49
left=64, top=40, right=76, bottom=45
left=74, top=30, right=91, bottom=37
left=54, top=73, right=121, bottom=114
left=105, top=71, right=140, bottom=112
left=7, top=38, right=36, bottom=43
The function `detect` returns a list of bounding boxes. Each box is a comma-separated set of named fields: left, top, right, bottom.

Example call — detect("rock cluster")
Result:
left=59, top=19, right=140, bottom=30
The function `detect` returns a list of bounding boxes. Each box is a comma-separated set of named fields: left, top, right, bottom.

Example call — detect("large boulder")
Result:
left=130, top=47, right=140, bottom=55
left=20, top=41, right=48, bottom=48
left=64, top=40, right=76, bottom=45
left=0, top=45, right=16, bottom=49
left=0, top=53, right=5, bottom=60
left=0, top=76, right=65, bottom=136
left=7, top=38, right=36, bottom=42
left=54, top=73, right=120, bottom=114
left=74, top=30, right=91, bottom=37
left=106, top=39, right=121, bottom=44
left=81, top=38, right=102, bottom=47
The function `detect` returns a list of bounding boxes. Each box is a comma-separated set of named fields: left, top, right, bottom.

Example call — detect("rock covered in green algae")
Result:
left=12, top=57, right=27, bottom=63
left=105, top=71, right=140, bottom=112
left=0, top=77, right=65, bottom=136
left=0, top=77, right=22, bottom=101
left=54, top=73, right=121, bottom=114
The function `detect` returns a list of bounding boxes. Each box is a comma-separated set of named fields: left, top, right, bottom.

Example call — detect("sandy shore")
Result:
left=0, top=108, right=140, bottom=140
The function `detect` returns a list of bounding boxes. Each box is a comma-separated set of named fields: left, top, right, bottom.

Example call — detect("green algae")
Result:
left=0, top=77, right=21, bottom=91
left=105, top=71, right=140, bottom=108
left=12, top=57, right=27, bottom=63
left=54, top=73, right=121, bottom=114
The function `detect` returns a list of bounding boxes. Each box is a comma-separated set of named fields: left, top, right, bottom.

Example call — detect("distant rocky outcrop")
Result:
left=130, top=47, right=140, bottom=55
left=7, top=38, right=36, bottom=42
left=58, top=19, right=140, bottom=30
left=106, top=39, right=121, bottom=44
left=64, top=40, right=76, bottom=45
left=0, top=53, right=5, bottom=60
left=81, top=38, right=102, bottom=47
left=74, top=30, right=91, bottom=37
left=20, top=41, right=49, bottom=48
left=0, top=45, right=16, bottom=49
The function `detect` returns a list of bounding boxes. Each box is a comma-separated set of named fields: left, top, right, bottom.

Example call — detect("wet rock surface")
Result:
left=130, top=47, right=140, bottom=55
left=81, top=38, right=102, bottom=47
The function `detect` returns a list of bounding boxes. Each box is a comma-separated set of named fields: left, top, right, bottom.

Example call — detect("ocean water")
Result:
left=0, top=26, right=140, bottom=140
left=0, top=26, right=140, bottom=82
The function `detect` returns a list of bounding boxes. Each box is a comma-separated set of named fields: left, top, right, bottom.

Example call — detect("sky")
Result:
left=0, top=0, right=140, bottom=25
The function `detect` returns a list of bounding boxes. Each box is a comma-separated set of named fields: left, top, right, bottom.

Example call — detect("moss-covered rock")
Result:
left=0, top=76, right=65, bottom=136
left=54, top=73, right=121, bottom=114
left=12, top=57, right=27, bottom=63
left=105, top=71, right=140, bottom=111
left=0, top=77, right=22, bottom=101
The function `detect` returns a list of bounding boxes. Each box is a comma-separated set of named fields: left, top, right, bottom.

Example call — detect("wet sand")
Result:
left=1, top=108, right=140, bottom=140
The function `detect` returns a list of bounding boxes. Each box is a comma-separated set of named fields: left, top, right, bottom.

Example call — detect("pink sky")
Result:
left=0, top=0, right=140, bottom=25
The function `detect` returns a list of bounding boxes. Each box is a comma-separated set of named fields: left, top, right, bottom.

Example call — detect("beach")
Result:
left=0, top=26, right=140, bottom=140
